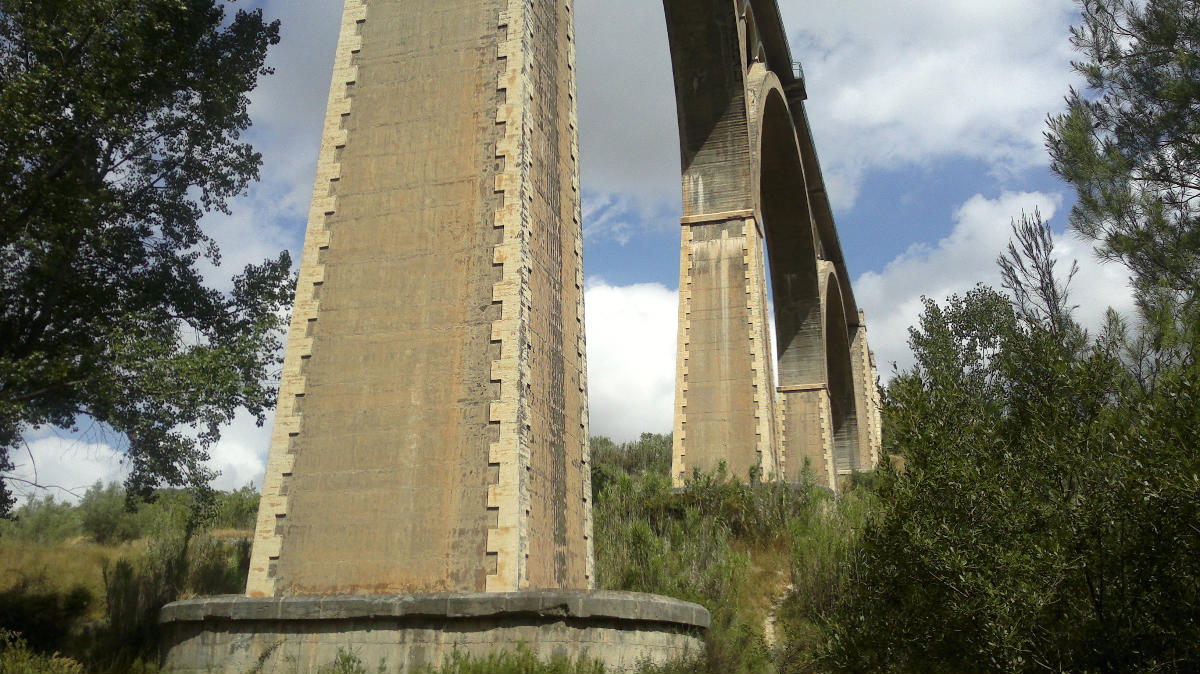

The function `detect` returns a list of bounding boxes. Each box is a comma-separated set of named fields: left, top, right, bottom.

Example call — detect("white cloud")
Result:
left=195, top=0, right=342, bottom=291
left=8, top=434, right=127, bottom=504
left=575, top=0, right=681, bottom=207
left=582, top=192, right=636, bottom=246
left=573, top=0, right=1083, bottom=232
left=10, top=411, right=270, bottom=505
left=585, top=279, right=679, bottom=441
left=204, top=411, right=271, bottom=492
left=854, top=191, right=1137, bottom=376
left=782, top=0, right=1080, bottom=210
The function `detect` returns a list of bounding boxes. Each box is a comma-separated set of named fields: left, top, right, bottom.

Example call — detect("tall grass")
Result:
left=0, top=629, right=85, bottom=674
left=774, top=474, right=880, bottom=673
left=2, top=445, right=873, bottom=673
left=590, top=434, right=875, bottom=674
left=0, top=484, right=256, bottom=673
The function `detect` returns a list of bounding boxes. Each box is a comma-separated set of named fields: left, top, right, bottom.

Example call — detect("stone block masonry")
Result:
left=246, top=0, right=590, bottom=598
left=672, top=213, right=778, bottom=486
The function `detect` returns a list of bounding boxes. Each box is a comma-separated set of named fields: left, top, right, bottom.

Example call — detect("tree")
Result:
left=1047, top=0, right=1200, bottom=364
left=0, top=0, right=289, bottom=514
left=817, top=277, right=1199, bottom=672
left=811, top=0, right=1200, bottom=666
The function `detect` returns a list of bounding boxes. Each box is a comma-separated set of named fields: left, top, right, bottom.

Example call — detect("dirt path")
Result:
left=763, top=582, right=795, bottom=649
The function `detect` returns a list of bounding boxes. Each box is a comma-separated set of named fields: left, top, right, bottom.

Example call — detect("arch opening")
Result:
left=823, top=274, right=860, bottom=487
left=743, top=3, right=764, bottom=66
left=758, top=89, right=821, bottom=387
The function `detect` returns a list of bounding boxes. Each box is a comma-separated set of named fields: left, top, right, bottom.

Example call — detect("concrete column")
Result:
left=672, top=213, right=777, bottom=486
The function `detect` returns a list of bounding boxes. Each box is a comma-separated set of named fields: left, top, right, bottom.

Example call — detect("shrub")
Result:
left=87, top=501, right=251, bottom=670
left=592, top=436, right=830, bottom=674
left=213, top=484, right=260, bottom=531
left=0, top=629, right=84, bottom=674
left=317, top=648, right=368, bottom=674
left=424, top=644, right=605, bottom=674
left=0, top=496, right=80, bottom=544
left=0, top=574, right=90, bottom=657
left=78, top=483, right=144, bottom=545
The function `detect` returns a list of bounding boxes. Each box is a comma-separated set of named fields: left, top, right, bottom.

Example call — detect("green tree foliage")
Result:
left=78, top=482, right=145, bottom=545
left=212, top=482, right=259, bottom=530
left=0, top=495, right=80, bottom=544
left=0, top=0, right=290, bottom=514
left=816, top=245, right=1199, bottom=670
left=809, top=3, right=1200, bottom=670
left=1047, top=0, right=1200, bottom=360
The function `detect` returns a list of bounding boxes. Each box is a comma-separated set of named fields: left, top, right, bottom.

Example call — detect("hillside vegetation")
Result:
left=0, top=440, right=876, bottom=674
left=0, top=483, right=259, bottom=672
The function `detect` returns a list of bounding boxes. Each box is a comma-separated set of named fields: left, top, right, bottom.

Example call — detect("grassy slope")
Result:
left=0, top=486, right=257, bottom=672
left=591, top=433, right=875, bottom=674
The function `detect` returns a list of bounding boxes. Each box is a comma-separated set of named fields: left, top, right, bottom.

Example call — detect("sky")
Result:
left=12, top=0, right=1139, bottom=503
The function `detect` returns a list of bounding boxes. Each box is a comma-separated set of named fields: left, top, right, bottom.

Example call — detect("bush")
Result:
left=0, top=630, right=84, bottom=674
left=213, top=484, right=259, bottom=531
left=77, top=483, right=145, bottom=545
left=0, top=574, right=90, bottom=657
left=812, top=286, right=1200, bottom=673
left=0, top=496, right=80, bottom=544
left=591, top=435, right=839, bottom=674
left=89, top=525, right=252, bottom=671
left=317, top=648, right=369, bottom=674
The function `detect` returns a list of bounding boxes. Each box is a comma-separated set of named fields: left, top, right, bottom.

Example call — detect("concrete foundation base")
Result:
left=159, top=591, right=709, bottom=673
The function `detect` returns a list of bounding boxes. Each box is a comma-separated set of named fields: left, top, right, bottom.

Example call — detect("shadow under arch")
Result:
left=821, top=270, right=860, bottom=485
left=754, top=82, right=823, bottom=388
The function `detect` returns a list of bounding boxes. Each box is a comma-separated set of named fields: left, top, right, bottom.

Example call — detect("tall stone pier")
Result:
left=245, top=0, right=591, bottom=600
left=159, top=0, right=707, bottom=671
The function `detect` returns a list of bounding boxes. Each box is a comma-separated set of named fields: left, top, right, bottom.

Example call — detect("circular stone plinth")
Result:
left=159, top=590, right=709, bottom=673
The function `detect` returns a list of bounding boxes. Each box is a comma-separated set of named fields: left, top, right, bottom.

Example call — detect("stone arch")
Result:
left=666, top=0, right=880, bottom=490
left=749, top=72, right=823, bottom=389
left=821, top=269, right=860, bottom=487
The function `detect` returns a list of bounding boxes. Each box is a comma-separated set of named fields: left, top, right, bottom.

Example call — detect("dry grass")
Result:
left=736, top=541, right=793, bottom=622
left=0, top=539, right=143, bottom=621
left=207, top=528, right=253, bottom=541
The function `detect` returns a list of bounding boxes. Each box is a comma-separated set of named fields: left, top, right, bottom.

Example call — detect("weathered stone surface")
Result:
left=245, top=0, right=590, bottom=598
left=160, top=592, right=709, bottom=673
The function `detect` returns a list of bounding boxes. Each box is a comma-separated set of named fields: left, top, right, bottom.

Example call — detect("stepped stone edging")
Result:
left=160, top=591, right=709, bottom=673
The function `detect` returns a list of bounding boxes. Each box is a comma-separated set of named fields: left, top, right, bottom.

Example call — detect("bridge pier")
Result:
left=673, top=212, right=778, bottom=485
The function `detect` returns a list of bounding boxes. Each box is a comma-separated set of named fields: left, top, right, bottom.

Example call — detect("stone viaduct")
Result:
left=161, top=0, right=879, bottom=670
left=666, top=0, right=882, bottom=492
